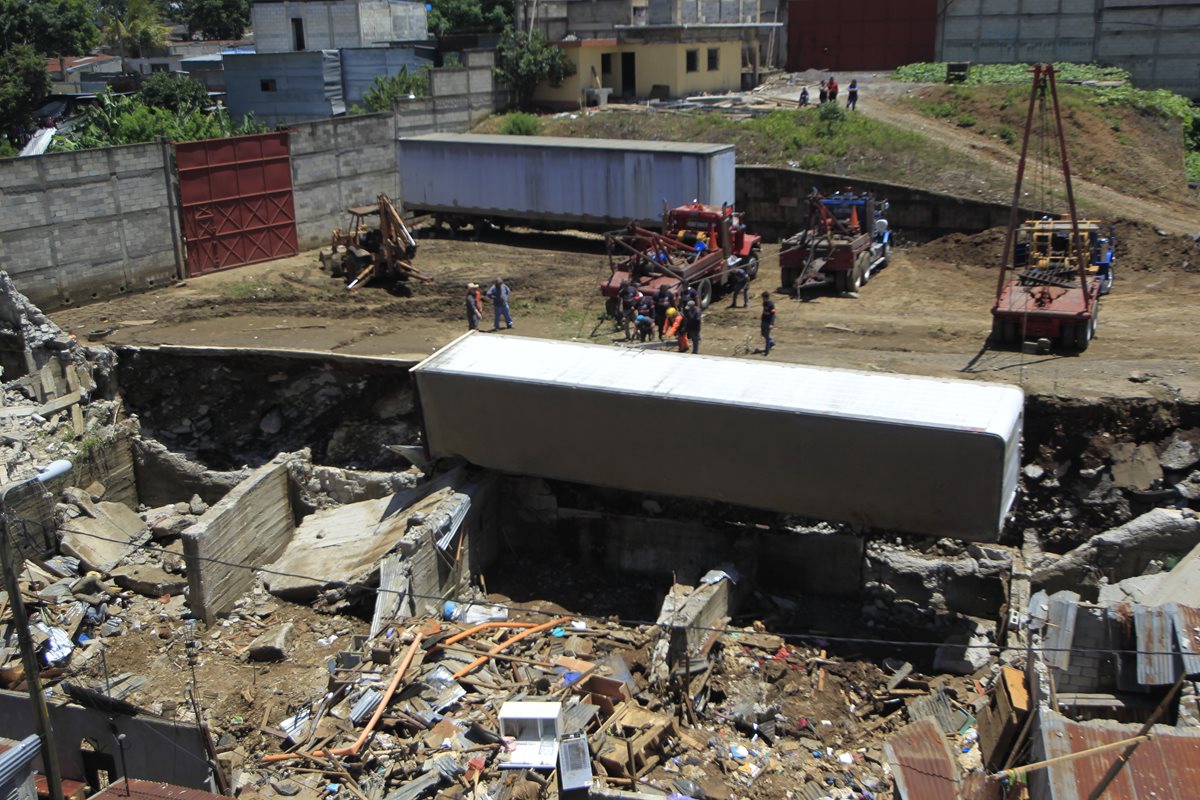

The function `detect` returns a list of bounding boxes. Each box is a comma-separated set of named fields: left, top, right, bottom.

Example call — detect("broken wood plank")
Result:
left=38, top=390, right=82, bottom=417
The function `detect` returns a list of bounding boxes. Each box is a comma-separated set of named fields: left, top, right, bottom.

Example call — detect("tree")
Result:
left=0, top=0, right=100, bottom=56
left=140, top=71, right=208, bottom=111
left=352, top=68, right=430, bottom=114
left=0, top=44, right=52, bottom=135
left=428, top=0, right=510, bottom=37
left=181, top=0, right=249, bottom=40
left=495, top=27, right=573, bottom=111
left=51, top=90, right=265, bottom=150
left=100, top=0, right=169, bottom=59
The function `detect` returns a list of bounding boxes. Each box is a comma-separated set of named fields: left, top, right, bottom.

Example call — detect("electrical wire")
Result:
left=48, top=524, right=1194, bottom=660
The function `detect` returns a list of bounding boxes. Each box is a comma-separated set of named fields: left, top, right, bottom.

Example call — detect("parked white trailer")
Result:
left=411, top=334, right=1025, bottom=542
left=397, top=134, right=736, bottom=231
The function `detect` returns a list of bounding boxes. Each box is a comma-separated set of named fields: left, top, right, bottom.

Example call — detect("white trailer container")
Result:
left=397, top=134, right=736, bottom=231
left=411, top=334, right=1025, bottom=541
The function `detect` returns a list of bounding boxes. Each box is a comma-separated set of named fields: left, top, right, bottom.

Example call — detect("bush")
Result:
left=51, top=91, right=265, bottom=151
left=139, top=72, right=209, bottom=112
left=499, top=112, right=540, bottom=136
left=956, top=114, right=976, bottom=128
left=997, top=125, right=1016, bottom=145
left=353, top=67, right=430, bottom=114
left=818, top=102, right=846, bottom=123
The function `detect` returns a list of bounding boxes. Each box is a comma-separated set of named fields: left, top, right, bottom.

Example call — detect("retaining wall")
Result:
left=0, top=141, right=182, bottom=310
left=290, top=112, right=401, bottom=248
left=736, top=165, right=1033, bottom=243
left=183, top=460, right=296, bottom=622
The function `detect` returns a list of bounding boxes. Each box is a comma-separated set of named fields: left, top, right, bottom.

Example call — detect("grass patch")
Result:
left=894, top=62, right=1130, bottom=85
left=499, top=111, right=541, bottom=136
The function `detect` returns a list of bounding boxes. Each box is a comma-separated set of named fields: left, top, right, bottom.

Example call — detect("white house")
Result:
left=252, top=0, right=429, bottom=53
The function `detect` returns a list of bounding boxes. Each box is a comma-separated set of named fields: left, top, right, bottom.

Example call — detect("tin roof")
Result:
left=399, top=133, right=735, bottom=155
left=1037, top=710, right=1200, bottom=800
left=1170, top=603, right=1200, bottom=677
left=884, top=718, right=958, bottom=800
left=89, top=779, right=225, bottom=800
left=1134, top=603, right=1181, bottom=685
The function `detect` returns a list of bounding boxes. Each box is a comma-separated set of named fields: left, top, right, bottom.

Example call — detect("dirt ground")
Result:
left=50, top=221, right=1200, bottom=401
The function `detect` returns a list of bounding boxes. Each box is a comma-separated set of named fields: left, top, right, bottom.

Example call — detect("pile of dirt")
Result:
left=912, top=219, right=1200, bottom=274
left=1111, top=219, right=1200, bottom=273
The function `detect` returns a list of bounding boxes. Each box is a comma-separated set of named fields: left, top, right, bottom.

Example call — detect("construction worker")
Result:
left=683, top=300, right=703, bottom=354
left=486, top=277, right=513, bottom=330
left=634, top=311, right=655, bottom=342
left=728, top=266, right=750, bottom=309
left=653, top=286, right=673, bottom=338
left=761, top=290, right=776, bottom=356
left=465, top=282, right=483, bottom=330
left=663, top=306, right=682, bottom=339
left=680, top=284, right=699, bottom=310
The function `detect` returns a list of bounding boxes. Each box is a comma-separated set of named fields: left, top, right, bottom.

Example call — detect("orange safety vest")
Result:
left=663, top=314, right=682, bottom=338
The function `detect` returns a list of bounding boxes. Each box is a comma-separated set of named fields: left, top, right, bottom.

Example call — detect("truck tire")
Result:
left=1075, top=323, right=1090, bottom=352
left=1059, top=324, right=1076, bottom=350
left=834, top=271, right=850, bottom=293
left=853, top=253, right=869, bottom=290
left=746, top=253, right=760, bottom=280
left=1004, top=319, right=1018, bottom=345
left=699, top=278, right=713, bottom=309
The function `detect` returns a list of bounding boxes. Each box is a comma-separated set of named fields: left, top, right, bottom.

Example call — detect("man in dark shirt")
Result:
left=760, top=290, right=776, bottom=356
left=684, top=300, right=703, bottom=354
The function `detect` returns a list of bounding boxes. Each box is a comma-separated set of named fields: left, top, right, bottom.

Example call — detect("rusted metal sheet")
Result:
left=89, top=780, right=225, bottom=800
left=1170, top=604, right=1200, bottom=677
left=1135, top=604, right=1180, bottom=685
left=883, top=717, right=958, bottom=800
left=1037, top=710, right=1200, bottom=800
left=787, top=0, right=937, bottom=72
left=175, top=132, right=298, bottom=277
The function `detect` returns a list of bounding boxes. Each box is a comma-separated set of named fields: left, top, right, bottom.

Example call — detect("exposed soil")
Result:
left=49, top=225, right=1200, bottom=402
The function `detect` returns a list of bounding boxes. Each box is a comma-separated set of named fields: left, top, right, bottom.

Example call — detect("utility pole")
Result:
left=1, top=459, right=73, bottom=800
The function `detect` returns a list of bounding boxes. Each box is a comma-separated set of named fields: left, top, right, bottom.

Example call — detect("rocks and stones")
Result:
left=1109, top=442, right=1162, bottom=490
left=144, top=505, right=194, bottom=539
left=248, top=623, right=295, bottom=662
left=110, top=563, right=189, bottom=597
left=1160, top=430, right=1200, bottom=472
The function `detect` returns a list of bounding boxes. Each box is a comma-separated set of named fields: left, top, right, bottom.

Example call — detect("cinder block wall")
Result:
left=183, top=461, right=296, bottom=623
left=0, top=143, right=180, bottom=310
left=289, top=112, right=401, bottom=248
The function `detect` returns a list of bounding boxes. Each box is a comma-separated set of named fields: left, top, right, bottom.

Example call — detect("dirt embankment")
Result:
left=911, top=219, right=1200, bottom=273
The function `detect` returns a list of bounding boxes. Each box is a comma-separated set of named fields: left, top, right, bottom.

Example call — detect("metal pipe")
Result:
left=1, top=459, right=72, bottom=800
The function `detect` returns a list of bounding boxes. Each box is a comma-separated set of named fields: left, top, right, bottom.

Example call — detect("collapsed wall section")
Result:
left=183, top=460, right=296, bottom=623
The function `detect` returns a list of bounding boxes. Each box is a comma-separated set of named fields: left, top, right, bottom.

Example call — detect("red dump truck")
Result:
left=599, top=202, right=761, bottom=315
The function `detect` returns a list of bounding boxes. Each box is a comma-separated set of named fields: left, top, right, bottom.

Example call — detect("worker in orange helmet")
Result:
left=662, top=307, right=684, bottom=350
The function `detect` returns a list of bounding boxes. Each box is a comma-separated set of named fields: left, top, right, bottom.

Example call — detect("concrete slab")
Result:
left=60, top=501, right=148, bottom=573
left=263, top=486, right=455, bottom=601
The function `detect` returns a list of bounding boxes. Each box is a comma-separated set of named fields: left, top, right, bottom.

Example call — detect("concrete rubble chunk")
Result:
left=188, top=494, right=208, bottom=515
left=62, top=486, right=98, bottom=518
left=1109, top=442, right=1162, bottom=490
left=144, top=505, right=194, bottom=539
left=60, top=501, right=149, bottom=573
left=248, top=623, right=294, bottom=662
left=1033, top=508, right=1200, bottom=599
left=110, top=563, right=189, bottom=597
left=1160, top=429, right=1200, bottom=472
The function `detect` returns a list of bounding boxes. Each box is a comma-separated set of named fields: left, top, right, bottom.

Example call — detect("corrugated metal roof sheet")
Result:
left=400, top=132, right=736, bottom=155
left=89, top=780, right=225, bottom=800
left=1170, top=604, right=1200, bottom=677
left=883, top=718, right=959, bottom=800
left=1134, top=603, right=1180, bottom=685
left=0, top=735, right=39, bottom=789
left=1038, top=710, right=1200, bottom=800
left=413, top=334, right=1025, bottom=436
left=1042, top=591, right=1080, bottom=671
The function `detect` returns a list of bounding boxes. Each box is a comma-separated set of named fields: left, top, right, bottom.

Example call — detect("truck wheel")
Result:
left=746, top=254, right=760, bottom=280
left=834, top=271, right=850, bottom=293
left=698, top=278, right=713, bottom=309
left=1004, top=319, right=1018, bottom=345
left=1059, top=324, right=1075, bottom=350
left=1075, top=323, right=1091, bottom=352
left=853, top=253, right=868, bottom=290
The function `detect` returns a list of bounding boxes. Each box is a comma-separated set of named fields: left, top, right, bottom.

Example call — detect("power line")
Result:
left=51, top=524, right=1189, bottom=659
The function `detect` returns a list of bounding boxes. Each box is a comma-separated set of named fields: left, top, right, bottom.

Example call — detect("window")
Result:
left=150, top=62, right=169, bottom=73
left=707, top=48, right=719, bottom=71
left=260, top=79, right=277, bottom=92
left=291, top=17, right=305, bottom=51
left=601, top=53, right=612, bottom=75
left=685, top=49, right=698, bottom=73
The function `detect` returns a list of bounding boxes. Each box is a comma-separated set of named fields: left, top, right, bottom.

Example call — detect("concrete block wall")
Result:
left=289, top=112, right=401, bottom=248
left=937, top=0, right=1200, bottom=100
left=736, top=165, right=1041, bottom=243
left=0, top=143, right=180, bottom=311
left=183, top=460, right=296, bottom=623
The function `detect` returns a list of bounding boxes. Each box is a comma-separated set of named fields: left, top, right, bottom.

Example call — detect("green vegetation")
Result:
left=896, top=61, right=1200, bottom=182
left=0, top=44, right=52, bottom=138
left=495, top=27, right=575, bottom=110
left=181, top=0, right=251, bottom=40
left=894, top=62, right=1129, bottom=84
left=956, top=113, right=976, bottom=128
left=100, top=0, right=169, bottom=59
left=51, top=91, right=265, bottom=151
left=352, top=67, right=431, bottom=114
left=499, top=111, right=540, bottom=136
left=78, top=434, right=103, bottom=459
left=428, top=0, right=510, bottom=36
left=139, top=71, right=209, bottom=112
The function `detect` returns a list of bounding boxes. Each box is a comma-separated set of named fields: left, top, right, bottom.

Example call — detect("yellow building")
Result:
left=534, top=37, right=743, bottom=108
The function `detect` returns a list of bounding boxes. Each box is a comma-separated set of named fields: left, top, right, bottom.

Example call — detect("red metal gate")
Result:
left=787, top=0, right=937, bottom=72
left=176, top=132, right=298, bottom=277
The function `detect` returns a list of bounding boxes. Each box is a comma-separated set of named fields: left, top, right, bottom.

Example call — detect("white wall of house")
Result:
left=253, top=0, right=427, bottom=53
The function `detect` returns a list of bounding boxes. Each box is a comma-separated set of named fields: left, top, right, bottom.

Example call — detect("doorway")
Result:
left=621, top=52, right=636, bottom=97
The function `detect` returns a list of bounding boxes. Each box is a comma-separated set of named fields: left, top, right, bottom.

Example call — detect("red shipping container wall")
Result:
left=787, top=0, right=937, bottom=72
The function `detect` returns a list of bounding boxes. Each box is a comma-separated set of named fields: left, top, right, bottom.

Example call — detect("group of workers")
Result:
left=465, top=277, right=514, bottom=331
left=616, top=275, right=776, bottom=357
left=798, top=76, right=859, bottom=110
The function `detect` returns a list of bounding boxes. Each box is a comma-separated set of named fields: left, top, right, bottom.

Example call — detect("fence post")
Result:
left=160, top=137, right=187, bottom=280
